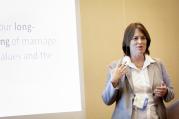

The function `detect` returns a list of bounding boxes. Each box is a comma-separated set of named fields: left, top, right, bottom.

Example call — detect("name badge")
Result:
left=133, top=95, right=148, bottom=110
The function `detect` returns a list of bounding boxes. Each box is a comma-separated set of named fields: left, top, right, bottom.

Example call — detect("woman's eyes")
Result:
left=132, top=36, right=146, bottom=40
left=133, top=37, right=138, bottom=40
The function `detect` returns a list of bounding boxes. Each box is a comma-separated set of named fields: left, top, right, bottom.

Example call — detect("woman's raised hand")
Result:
left=111, top=62, right=128, bottom=88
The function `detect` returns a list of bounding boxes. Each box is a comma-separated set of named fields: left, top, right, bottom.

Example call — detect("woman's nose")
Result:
left=137, top=38, right=142, bottom=43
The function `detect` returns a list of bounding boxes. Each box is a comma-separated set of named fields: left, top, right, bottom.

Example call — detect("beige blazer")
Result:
left=102, top=57, right=174, bottom=119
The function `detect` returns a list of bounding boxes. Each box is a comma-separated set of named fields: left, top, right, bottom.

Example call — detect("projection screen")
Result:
left=0, top=0, right=85, bottom=119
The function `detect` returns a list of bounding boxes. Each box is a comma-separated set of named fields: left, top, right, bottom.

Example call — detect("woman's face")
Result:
left=130, top=29, right=147, bottom=57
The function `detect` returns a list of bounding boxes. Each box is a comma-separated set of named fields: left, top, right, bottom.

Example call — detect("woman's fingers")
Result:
left=111, top=62, right=128, bottom=81
left=117, top=61, right=127, bottom=71
left=154, top=85, right=167, bottom=97
left=118, top=61, right=127, bottom=68
left=120, top=65, right=128, bottom=75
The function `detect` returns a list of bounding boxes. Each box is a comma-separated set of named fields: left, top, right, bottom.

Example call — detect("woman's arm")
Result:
left=160, top=61, right=175, bottom=102
left=102, top=68, right=120, bottom=105
left=102, top=61, right=126, bottom=105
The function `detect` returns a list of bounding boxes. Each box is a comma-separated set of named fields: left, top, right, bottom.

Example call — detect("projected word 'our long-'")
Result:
left=0, top=22, right=34, bottom=33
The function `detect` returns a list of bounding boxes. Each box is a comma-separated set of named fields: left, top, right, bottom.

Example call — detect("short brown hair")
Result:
left=122, top=23, right=151, bottom=56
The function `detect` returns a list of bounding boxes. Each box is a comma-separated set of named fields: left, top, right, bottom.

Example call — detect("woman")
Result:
left=102, top=23, right=174, bottom=119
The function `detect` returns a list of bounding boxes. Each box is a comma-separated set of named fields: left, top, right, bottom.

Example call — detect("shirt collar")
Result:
left=121, top=55, right=156, bottom=70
